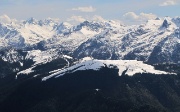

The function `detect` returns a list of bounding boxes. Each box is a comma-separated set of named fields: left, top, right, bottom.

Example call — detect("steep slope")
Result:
left=0, top=17, right=59, bottom=48
left=0, top=47, right=76, bottom=78
left=0, top=66, right=180, bottom=112
left=73, top=17, right=180, bottom=64
left=44, top=21, right=109, bottom=52
left=1, top=15, right=180, bottom=112
left=0, top=15, right=180, bottom=65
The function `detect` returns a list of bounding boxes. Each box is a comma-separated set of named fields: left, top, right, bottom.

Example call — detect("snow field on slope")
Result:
left=42, top=57, right=171, bottom=81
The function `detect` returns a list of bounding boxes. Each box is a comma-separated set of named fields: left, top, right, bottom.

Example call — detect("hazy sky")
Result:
left=0, top=0, right=180, bottom=24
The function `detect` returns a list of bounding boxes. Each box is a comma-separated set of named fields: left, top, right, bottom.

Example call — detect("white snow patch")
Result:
left=19, top=62, right=23, bottom=66
left=63, top=55, right=73, bottom=59
left=81, top=57, right=93, bottom=62
left=95, top=89, right=100, bottom=91
left=33, top=74, right=40, bottom=78
left=25, top=49, right=58, bottom=65
left=2, top=57, right=8, bottom=61
left=42, top=57, right=173, bottom=81
left=80, top=27, right=99, bottom=37
left=17, top=67, right=34, bottom=76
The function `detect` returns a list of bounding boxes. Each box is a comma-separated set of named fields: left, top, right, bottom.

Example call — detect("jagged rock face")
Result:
left=162, top=19, right=170, bottom=28
left=148, top=37, right=180, bottom=64
left=0, top=49, right=26, bottom=63
left=0, top=16, right=180, bottom=64
left=72, top=18, right=180, bottom=63
left=73, top=34, right=119, bottom=60
left=1, top=17, right=180, bottom=112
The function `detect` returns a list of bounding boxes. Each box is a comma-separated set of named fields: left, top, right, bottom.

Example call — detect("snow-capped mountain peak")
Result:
left=39, top=18, right=60, bottom=26
left=172, top=17, right=180, bottom=27
left=56, top=22, right=73, bottom=35
left=24, top=17, right=39, bottom=25
left=0, top=15, right=180, bottom=64
left=60, top=22, right=72, bottom=27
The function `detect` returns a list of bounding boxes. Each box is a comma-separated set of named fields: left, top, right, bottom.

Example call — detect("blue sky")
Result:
left=0, top=0, right=180, bottom=24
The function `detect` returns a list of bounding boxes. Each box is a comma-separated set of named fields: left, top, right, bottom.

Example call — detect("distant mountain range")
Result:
left=0, top=15, right=180, bottom=78
left=1, top=16, right=180, bottom=64
left=1, top=15, right=180, bottom=112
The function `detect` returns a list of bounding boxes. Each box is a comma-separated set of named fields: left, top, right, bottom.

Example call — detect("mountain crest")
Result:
left=24, top=17, right=38, bottom=24
left=162, top=19, right=170, bottom=28
left=56, top=22, right=73, bottom=35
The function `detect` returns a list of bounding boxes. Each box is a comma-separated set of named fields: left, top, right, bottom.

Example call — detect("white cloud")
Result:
left=72, top=6, right=96, bottom=12
left=123, top=12, right=139, bottom=20
left=0, top=14, right=11, bottom=24
left=66, top=15, right=107, bottom=25
left=123, top=12, right=157, bottom=24
left=67, top=16, right=86, bottom=22
left=67, top=15, right=86, bottom=25
left=92, top=15, right=106, bottom=22
left=140, top=13, right=157, bottom=20
left=160, top=0, right=177, bottom=6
